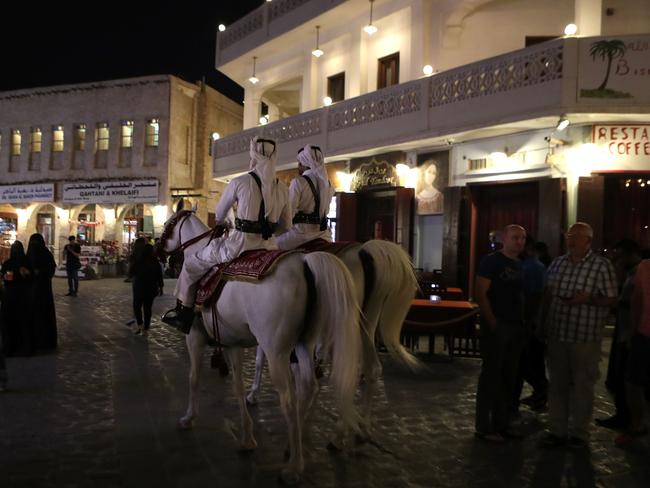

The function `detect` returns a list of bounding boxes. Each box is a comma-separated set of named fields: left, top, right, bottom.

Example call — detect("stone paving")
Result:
left=0, top=277, right=649, bottom=488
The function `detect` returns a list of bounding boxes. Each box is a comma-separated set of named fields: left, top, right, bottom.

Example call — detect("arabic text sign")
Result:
left=0, top=183, right=54, bottom=204
left=592, top=124, right=650, bottom=170
left=62, top=180, right=159, bottom=204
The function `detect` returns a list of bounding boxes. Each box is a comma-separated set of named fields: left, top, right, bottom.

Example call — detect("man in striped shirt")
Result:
left=541, top=222, right=617, bottom=449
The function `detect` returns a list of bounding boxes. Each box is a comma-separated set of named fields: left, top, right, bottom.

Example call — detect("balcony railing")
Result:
left=213, top=35, right=650, bottom=178
left=217, top=0, right=347, bottom=67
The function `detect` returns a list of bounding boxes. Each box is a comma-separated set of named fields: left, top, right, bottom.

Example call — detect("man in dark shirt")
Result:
left=64, top=235, right=82, bottom=297
left=474, top=224, right=527, bottom=442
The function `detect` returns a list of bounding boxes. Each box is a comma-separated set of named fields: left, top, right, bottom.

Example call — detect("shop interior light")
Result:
left=249, top=56, right=260, bottom=84
left=564, top=23, right=578, bottom=36
left=312, top=26, right=324, bottom=57
left=422, top=65, right=434, bottom=76
left=556, top=115, right=570, bottom=131
left=364, top=0, right=378, bottom=35
left=323, top=96, right=333, bottom=106
left=218, top=24, right=226, bottom=32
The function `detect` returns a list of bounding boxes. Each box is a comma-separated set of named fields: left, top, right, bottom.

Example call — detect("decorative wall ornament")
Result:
left=328, top=82, right=421, bottom=132
left=429, top=42, right=563, bottom=107
left=219, top=10, right=264, bottom=49
left=351, top=159, right=398, bottom=191
left=263, top=112, right=322, bottom=142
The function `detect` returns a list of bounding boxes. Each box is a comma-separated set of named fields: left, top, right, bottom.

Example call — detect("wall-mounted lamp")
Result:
left=556, top=115, right=570, bottom=131
left=323, top=96, right=333, bottom=106
left=312, top=25, right=324, bottom=58
left=422, top=65, right=434, bottom=76
left=218, top=24, right=226, bottom=32
left=564, top=23, right=578, bottom=36
left=249, top=56, right=259, bottom=84
left=259, top=115, right=269, bottom=126
left=364, top=0, right=378, bottom=35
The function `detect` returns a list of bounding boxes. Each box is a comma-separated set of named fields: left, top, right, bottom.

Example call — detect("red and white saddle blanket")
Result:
left=195, top=240, right=359, bottom=306
left=195, top=249, right=296, bottom=306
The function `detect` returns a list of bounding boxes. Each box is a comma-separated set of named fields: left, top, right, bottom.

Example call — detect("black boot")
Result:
left=162, top=304, right=195, bottom=334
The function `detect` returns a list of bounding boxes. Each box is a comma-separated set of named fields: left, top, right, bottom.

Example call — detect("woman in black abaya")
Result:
left=26, top=233, right=57, bottom=351
left=1, top=241, right=33, bottom=356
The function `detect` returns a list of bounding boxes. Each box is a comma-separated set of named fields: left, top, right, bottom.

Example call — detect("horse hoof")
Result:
left=177, top=417, right=193, bottom=430
left=278, top=468, right=301, bottom=485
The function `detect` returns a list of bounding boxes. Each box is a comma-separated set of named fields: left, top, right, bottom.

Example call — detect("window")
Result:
left=377, top=52, right=400, bottom=89
left=145, top=118, right=159, bottom=147
left=121, top=120, right=134, bottom=148
left=52, top=126, right=64, bottom=152
left=95, top=123, right=109, bottom=151
left=327, top=72, right=345, bottom=102
left=30, top=128, right=42, bottom=153
left=74, top=124, right=86, bottom=151
left=11, top=129, right=21, bottom=156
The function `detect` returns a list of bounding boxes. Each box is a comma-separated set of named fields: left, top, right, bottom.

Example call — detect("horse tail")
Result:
left=303, top=251, right=362, bottom=432
left=359, top=240, right=421, bottom=371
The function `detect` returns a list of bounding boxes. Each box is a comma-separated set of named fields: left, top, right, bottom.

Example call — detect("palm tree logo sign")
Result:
left=581, top=39, right=632, bottom=99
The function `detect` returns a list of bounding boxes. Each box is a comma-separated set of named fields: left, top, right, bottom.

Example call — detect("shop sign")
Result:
left=579, top=36, right=650, bottom=103
left=63, top=179, right=158, bottom=204
left=0, top=183, right=54, bottom=204
left=592, top=124, right=650, bottom=170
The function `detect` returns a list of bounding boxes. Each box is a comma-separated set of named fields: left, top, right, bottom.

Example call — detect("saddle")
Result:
left=195, top=249, right=297, bottom=306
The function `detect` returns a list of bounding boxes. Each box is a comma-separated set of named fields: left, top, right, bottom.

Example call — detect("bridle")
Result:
left=158, top=210, right=226, bottom=256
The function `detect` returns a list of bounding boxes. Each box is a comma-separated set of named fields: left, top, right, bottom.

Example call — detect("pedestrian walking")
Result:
left=596, top=239, right=641, bottom=430
left=63, top=235, right=81, bottom=297
left=513, top=235, right=549, bottom=413
left=615, top=258, right=650, bottom=446
left=26, top=233, right=58, bottom=352
left=474, top=224, right=527, bottom=443
left=131, top=244, right=164, bottom=335
left=125, top=237, right=147, bottom=326
left=541, top=222, right=617, bottom=449
left=0, top=241, right=33, bottom=356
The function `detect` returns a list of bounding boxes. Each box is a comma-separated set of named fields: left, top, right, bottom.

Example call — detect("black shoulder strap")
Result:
left=301, top=175, right=321, bottom=218
left=248, top=171, right=273, bottom=239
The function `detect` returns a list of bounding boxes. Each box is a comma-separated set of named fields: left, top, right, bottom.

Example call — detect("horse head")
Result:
left=158, top=209, right=205, bottom=256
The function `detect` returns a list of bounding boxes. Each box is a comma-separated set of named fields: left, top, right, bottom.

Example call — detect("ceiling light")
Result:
left=564, top=23, right=578, bottom=36
left=556, top=115, right=570, bottom=131
left=249, top=56, right=259, bottom=84
left=323, top=96, right=333, bottom=106
left=312, top=25, right=324, bottom=58
left=364, top=0, right=378, bottom=35
left=422, top=65, right=434, bottom=76
left=218, top=24, right=226, bottom=32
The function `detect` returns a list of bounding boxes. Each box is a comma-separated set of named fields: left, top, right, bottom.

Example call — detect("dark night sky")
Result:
left=0, top=0, right=266, bottom=104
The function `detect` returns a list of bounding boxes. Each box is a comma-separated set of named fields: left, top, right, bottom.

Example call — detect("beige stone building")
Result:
left=0, top=75, right=242, bottom=264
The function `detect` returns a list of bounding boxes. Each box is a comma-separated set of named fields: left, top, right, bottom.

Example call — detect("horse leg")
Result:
left=267, top=354, right=303, bottom=485
left=246, top=346, right=266, bottom=406
left=225, top=348, right=257, bottom=450
left=358, top=323, right=382, bottom=441
left=179, top=321, right=206, bottom=429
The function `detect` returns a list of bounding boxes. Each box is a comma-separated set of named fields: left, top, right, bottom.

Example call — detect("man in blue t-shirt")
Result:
left=474, top=224, right=527, bottom=442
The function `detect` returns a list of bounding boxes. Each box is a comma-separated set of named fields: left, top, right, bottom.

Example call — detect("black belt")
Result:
left=235, top=218, right=278, bottom=235
left=293, top=212, right=326, bottom=226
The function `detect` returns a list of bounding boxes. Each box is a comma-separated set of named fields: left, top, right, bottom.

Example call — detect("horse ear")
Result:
left=176, top=199, right=185, bottom=213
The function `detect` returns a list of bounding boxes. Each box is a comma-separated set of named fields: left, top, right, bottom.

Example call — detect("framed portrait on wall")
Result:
left=416, top=151, right=449, bottom=215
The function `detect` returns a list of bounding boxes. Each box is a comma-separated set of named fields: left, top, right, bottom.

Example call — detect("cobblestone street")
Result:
left=0, top=277, right=649, bottom=488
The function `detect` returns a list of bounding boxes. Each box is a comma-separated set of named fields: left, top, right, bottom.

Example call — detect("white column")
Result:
left=243, top=88, right=261, bottom=129
left=301, top=53, right=317, bottom=112
left=575, top=0, right=602, bottom=36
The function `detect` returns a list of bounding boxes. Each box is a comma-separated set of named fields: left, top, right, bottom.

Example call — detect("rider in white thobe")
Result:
left=166, top=137, right=291, bottom=333
left=276, top=144, right=336, bottom=250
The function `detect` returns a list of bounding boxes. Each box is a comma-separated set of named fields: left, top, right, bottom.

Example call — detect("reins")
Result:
left=159, top=211, right=226, bottom=256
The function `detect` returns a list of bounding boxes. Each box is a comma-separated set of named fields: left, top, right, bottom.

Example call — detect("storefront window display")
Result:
left=76, top=204, right=97, bottom=244
left=37, top=208, right=55, bottom=248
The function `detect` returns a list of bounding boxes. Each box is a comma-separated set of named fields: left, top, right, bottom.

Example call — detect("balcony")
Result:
left=217, top=0, right=348, bottom=67
left=213, top=34, right=650, bottom=179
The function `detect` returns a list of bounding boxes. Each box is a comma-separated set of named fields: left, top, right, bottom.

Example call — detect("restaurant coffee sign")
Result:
left=62, top=180, right=159, bottom=204
left=592, top=124, right=650, bottom=170
left=0, top=183, right=54, bottom=204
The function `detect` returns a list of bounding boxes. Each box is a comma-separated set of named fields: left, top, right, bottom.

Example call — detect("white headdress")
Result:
left=297, top=144, right=330, bottom=216
left=249, top=136, right=278, bottom=218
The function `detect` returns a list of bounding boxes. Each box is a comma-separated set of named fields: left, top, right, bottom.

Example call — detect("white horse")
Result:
left=159, top=209, right=362, bottom=484
left=247, top=239, right=420, bottom=441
